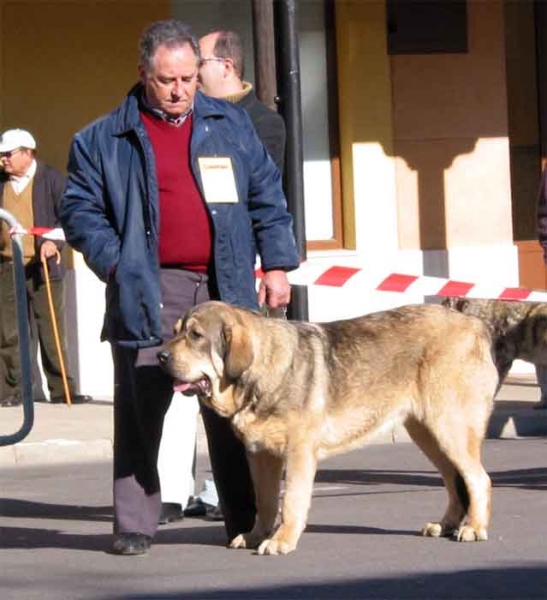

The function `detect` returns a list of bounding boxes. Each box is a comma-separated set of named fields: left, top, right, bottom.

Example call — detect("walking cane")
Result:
left=41, top=252, right=72, bottom=407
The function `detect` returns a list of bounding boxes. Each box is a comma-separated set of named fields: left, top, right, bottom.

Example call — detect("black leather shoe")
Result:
left=50, top=394, right=93, bottom=404
left=183, top=497, right=208, bottom=517
left=111, top=533, right=151, bottom=556
left=1, top=395, right=21, bottom=407
left=205, top=504, right=224, bottom=522
left=159, top=502, right=184, bottom=525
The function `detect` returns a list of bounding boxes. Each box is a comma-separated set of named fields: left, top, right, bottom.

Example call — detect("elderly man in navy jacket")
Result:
left=60, top=20, right=299, bottom=556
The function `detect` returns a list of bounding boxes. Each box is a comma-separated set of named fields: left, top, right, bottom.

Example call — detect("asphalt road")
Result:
left=0, top=438, right=546, bottom=600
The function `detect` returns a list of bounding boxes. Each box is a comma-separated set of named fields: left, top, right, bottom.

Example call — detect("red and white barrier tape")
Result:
left=13, top=228, right=546, bottom=302
left=9, top=226, right=66, bottom=242
left=372, top=272, right=547, bottom=302
left=257, top=264, right=547, bottom=302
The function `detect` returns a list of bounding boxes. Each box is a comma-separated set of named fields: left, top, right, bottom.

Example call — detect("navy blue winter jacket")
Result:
left=60, top=85, right=299, bottom=348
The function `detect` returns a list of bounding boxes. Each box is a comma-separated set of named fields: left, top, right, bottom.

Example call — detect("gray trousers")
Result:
left=112, top=269, right=256, bottom=540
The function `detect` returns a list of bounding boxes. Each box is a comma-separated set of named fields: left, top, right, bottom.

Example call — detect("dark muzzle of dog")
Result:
left=157, top=350, right=211, bottom=397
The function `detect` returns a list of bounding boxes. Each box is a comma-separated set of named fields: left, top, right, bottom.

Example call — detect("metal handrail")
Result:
left=0, top=209, right=34, bottom=446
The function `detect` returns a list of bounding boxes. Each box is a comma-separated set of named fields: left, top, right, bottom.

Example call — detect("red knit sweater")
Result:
left=141, top=111, right=212, bottom=272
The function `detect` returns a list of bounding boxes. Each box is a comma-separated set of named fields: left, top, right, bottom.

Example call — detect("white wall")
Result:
left=64, top=254, right=113, bottom=398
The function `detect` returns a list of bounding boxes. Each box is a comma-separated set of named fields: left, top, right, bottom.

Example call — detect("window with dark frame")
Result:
left=387, top=0, right=468, bottom=55
left=302, top=0, right=344, bottom=251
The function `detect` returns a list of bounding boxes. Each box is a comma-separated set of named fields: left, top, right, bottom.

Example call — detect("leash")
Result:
left=41, top=251, right=72, bottom=407
left=259, top=305, right=288, bottom=319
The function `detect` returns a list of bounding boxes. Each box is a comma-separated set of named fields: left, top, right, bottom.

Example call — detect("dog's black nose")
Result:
left=157, top=350, right=170, bottom=364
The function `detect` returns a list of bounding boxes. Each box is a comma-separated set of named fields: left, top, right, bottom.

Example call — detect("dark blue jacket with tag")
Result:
left=60, top=85, right=299, bottom=348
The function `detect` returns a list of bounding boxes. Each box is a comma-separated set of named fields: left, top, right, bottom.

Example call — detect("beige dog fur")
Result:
left=159, top=301, right=498, bottom=555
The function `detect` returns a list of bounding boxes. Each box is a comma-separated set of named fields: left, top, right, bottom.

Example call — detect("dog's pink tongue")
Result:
left=173, top=381, right=196, bottom=394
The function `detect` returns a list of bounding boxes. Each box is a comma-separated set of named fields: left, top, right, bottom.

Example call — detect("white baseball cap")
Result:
left=0, top=129, right=36, bottom=153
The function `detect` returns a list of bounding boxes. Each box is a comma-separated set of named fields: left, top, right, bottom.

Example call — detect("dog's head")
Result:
left=158, top=301, right=255, bottom=417
left=442, top=296, right=474, bottom=313
left=441, top=296, right=540, bottom=373
left=442, top=296, right=532, bottom=335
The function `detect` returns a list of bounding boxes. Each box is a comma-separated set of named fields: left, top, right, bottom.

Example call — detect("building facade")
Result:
left=0, top=0, right=543, bottom=395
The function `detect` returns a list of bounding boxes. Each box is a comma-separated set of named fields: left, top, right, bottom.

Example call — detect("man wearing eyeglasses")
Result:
left=0, top=128, right=93, bottom=407
left=198, top=30, right=286, bottom=173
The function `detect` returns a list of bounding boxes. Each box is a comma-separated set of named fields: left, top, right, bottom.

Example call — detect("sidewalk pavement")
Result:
left=1, top=376, right=546, bottom=468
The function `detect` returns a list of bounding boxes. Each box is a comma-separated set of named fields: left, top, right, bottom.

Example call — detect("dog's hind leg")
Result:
left=446, top=431, right=491, bottom=542
left=404, top=417, right=467, bottom=538
left=229, top=450, right=284, bottom=550
left=407, top=416, right=491, bottom=542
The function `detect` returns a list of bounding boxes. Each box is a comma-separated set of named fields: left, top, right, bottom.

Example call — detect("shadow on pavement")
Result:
left=0, top=523, right=226, bottom=552
left=112, top=565, right=547, bottom=599
left=315, top=466, right=547, bottom=492
left=0, top=498, right=112, bottom=521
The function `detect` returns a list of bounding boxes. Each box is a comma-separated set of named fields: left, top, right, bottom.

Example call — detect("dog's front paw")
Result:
left=456, top=525, right=488, bottom=542
left=229, top=533, right=248, bottom=549
left=257, top=537, right=296, bottom=556
left=421, top=522, right=443, bottom=537
left=228, top=530, right=265, bottom=550
left=421, top=521, right=458, bottom=538
left=255, top=524, right=299, bottom=555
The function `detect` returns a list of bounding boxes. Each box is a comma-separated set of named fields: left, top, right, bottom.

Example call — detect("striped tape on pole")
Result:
left=375, top=272, right=547, bottom=302
left=256, top=264, right=547, bottom=302
left=9, top=226, right=66, bottom=242
left=17, top=231, right=546, bottom=302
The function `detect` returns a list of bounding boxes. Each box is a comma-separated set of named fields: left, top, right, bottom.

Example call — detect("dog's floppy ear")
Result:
left=222, top=322, right=254, bottom=380
left=441, top=297, right=455, bottom=309
left=174, top=318, right=184, bottom=335
left=458, top=298, right=470, bottom=311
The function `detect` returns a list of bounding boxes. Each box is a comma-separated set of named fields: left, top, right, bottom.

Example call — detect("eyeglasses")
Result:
left=200, top=57, right=225, bottom=66
left=0, top=148, right=23, bottom=159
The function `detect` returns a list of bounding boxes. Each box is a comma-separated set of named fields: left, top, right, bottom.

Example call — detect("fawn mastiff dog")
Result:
left=158, top=301, right=498, bottom=555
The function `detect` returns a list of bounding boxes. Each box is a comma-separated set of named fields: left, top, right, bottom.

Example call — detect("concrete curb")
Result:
left=0, top=438, right=113, bottom=467
left=1, top=404, right=545, bottom=468
left=1, top=381, right=546, bottom=468
left=356, top=402, right=547, bottom=445
left=488, top=402, right=547, bottom=438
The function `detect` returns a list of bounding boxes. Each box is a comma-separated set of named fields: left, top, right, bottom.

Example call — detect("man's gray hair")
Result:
left=139, top=20, right=200, bottom=73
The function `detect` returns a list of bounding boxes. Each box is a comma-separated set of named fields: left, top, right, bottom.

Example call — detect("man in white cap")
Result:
left=0, top=128, right=92, bottom=407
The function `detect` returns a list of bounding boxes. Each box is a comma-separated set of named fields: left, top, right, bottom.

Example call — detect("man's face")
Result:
left=198, top=34, right=226, bottom=98
left=139, top=42, right=199, bottom=117
left=0, top=148, right=34, bottom=177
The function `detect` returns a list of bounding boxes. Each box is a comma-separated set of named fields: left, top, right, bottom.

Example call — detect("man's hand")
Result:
left=40, top=240, right=61, bottom=264
left=257, top=270, right=291, bottom=309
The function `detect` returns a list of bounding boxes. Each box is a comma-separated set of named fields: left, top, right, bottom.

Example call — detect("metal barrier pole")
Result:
left=0, top=209, right=34, bottom=446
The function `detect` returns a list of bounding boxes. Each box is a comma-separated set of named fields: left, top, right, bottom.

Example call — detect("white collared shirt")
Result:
left=140, top=90, right=193, bottom=126
left=9, top=159, right=37, bottom=194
